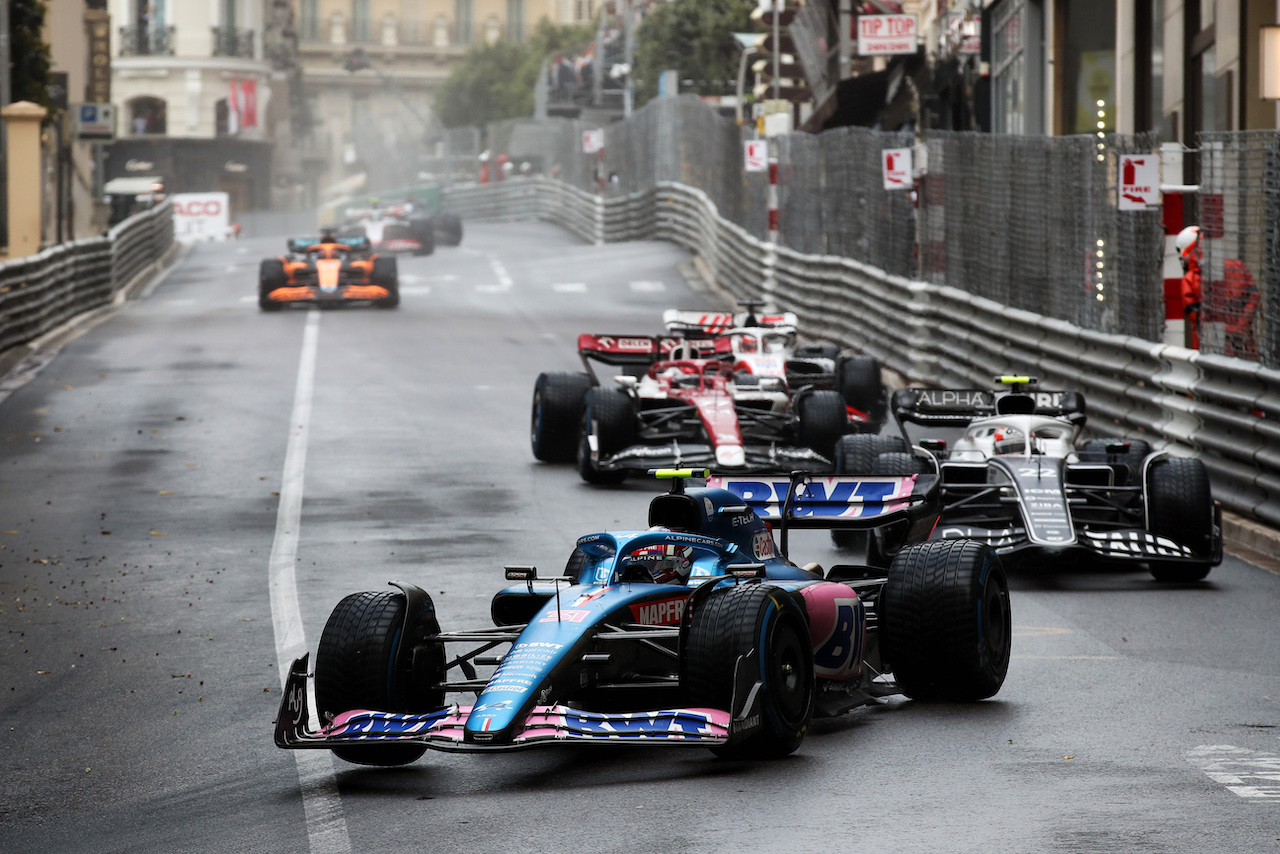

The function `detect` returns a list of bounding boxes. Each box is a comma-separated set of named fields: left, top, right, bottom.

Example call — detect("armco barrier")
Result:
left=0, top=200, right=174, bottom=356
left=444, top=179, right=1280, bottom=526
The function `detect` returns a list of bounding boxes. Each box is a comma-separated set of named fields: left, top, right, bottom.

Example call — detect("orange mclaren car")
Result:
left=258, top=235, right=399, bottom=310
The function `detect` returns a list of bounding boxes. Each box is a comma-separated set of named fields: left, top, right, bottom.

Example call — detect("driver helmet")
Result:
left=319, top=227, right=337, bottom=243
left=628, top=547, right=692, bottom=584
left=993, top=428, right=1025, bottom=455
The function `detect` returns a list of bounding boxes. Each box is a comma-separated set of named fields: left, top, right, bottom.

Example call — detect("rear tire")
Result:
left=796, top=390, right=847, bottom=459
left=881, top=540, right=1010, bottom=702
left=315, top=590, right=442, bottom=766
left=873, top=451, right=929, bottom=475
left=684, top=583, right=814, bottom=759
left=531, top=372, right=592, bottom=462
left=1147, top=457, right=1214, bottom=582
left=838, top=354, right=886, bottom=429
left=433, top=212, right=463, bottom=246
left=830, top=434, right=909, bottom=549
left=409, top=218, right=435, bottom=255
left=576, top=387, right=635, bottom=484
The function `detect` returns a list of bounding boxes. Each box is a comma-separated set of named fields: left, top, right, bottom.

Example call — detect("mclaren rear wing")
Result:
left=707, top=471, right=941, bottom=555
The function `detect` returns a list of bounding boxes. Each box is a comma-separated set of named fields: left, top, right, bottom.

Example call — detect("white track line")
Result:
left=268, top=309, right=353, bottom=854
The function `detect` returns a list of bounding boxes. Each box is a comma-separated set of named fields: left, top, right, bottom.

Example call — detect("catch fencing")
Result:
left=0, top=200, right=174, bottom=356
left=482, top=96, right=1169, bottom=340
left=1197, top=131, right=1280, bottom=366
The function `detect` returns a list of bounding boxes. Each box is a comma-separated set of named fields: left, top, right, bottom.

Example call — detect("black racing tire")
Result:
left=872, top=451, right=929, bottom=475
left=683, top=583, right=814, bottom=759
left=409, top=218, right=435, bottom=255
left=371, top=256, right=399, bottom=308
left=433, top=212, right=464, bottom=246
left=796, top=390, right=847, bottom=459
left=1147, top=457, right=1215, bottom=582
left=830, top=434, right=908, bottom=549
left=576, top=386, right=635, bottom=484
left=315, top=590, right=442, bottom=766
left=563, top=546, right=588, bottom=582
left=833, top=433, right=909, bottom=474
left=531, top=372, right=592, bottom=462
left=881, top=540, right=1011, bottom=702
left=258, top=258, right=286, bottom=311
left=838, top=353, right=886, bottom=429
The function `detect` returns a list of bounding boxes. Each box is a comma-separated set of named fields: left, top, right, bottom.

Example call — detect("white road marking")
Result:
left=239, top=295, right=257, bottom=302
left=268, top=309, right=353, bottom=854
left=553, top=282, right=587, bottom=293
left=630, top=280, right=666, bottom=292
left=166, top=299, right=195, bottom=306
left=476, top=256, right=513, bottom=292
left=1187, top=745, right=1280, bottom=799
left=399, top=285, right=432, bottom=296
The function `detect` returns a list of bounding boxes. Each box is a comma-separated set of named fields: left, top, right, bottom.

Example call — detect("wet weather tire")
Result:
left=1147, top=457, right=1215, bottom=582
left=881, top=540, right=1011, bottom=702
left=315, top=590, right=434, bottom=766
left=796, top=390, right=847, bottom=459
left=531, top=372, right=592, bottom=462
left=872, top=451, right=929, bottom=475
left=833, top=434, right=908, bottom=474
left=684, top=583, right=814, bottom=759
left=838, top=354, right=886, bottom=429
left=576, top=387, right=634, bottom=484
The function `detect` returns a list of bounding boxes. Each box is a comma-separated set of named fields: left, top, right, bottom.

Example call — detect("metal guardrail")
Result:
left=443, top=179, right=1280, bottom=527
left=0, top=201, right=174, bottom=356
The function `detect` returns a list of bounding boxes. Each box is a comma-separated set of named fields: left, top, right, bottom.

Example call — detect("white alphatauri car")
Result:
left=832, top=377, right=1223, bottom=582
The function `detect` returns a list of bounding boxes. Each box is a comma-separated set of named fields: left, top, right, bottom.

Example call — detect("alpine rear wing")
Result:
left=707, top=472, right=939, bottom=556
left=891, top=387, right=1086, bottom=427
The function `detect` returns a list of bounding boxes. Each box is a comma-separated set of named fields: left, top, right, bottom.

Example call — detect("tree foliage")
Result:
left=632, top=0, right=755, bottom=106
left=11, top=0, right=52, bottom=109
left=434, top=20, right=593, bottom=128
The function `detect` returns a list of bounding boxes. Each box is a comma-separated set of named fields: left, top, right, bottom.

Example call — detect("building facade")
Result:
left=294, top=1, right=597, bottom=198
left=105, top=0, right=278, bottom=212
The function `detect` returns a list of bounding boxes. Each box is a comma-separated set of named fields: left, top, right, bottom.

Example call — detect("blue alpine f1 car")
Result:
left=274, top=469, right=1011, bottom=764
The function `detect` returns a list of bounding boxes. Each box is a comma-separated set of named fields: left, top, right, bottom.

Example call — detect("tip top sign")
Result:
left=857, top=14, right=919, bottom=56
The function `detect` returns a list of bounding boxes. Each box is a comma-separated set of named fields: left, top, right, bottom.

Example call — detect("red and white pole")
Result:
left=766, top=153, right=779, bottom=245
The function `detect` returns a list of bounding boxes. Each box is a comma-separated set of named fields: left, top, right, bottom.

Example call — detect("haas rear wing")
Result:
left=662, top=308, right=799, bottom=335
left=891, top=388, right=1086, bottom=427
left=708, top=472, right=940, bottom=555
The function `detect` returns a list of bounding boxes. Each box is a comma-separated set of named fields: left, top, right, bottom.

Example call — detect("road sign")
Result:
left=1118, top=154, right=1159, bottom=210
left=582, top=129, right=604, bottom=154
left=173, top=192, right=231, bottom=242
left=882, top=147, right=912, bottom=190
left=857, top=14, right=919, bottom=56
left=744, top=140, right=768, bottom=173
left=73, top=103, right=115, bottom=141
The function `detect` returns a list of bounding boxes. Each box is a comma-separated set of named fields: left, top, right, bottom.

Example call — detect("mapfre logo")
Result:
left=629, top=597, right=686, bottom=626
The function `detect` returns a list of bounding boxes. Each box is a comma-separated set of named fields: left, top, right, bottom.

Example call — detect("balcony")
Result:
left=118, top=25, right=175, bottom=56
left=212, top=26, right=255, bottom=58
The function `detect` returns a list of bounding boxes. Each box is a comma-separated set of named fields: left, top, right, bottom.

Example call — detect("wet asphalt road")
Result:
left=1, top=223, right=1278, bottom=853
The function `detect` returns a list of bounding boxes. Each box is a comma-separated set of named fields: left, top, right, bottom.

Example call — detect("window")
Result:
left=300, top=0, right=319, bottom=40
left=1058, top=0, right=1116, bottom=135
left=352, top=0, right=372, bottom=43
left=456, top=0, right=473, bottom=45
left=128, top=96, right=167, bottom=135
left=991, top=0, right=1043, bottom=134
left=507, top=0, right=524, bottom=43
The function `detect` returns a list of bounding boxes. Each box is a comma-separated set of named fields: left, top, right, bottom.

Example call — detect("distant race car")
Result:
left=274, top=469, right=1010, bottom=765
left=663, top=301, right=887, bottom=431
left=832, top=376, right=1223, bottom=582
left=339, top=205, right=435, bottom=256
left=530, top=302, right=885, bottom=482
left=258, top=234, right=399, bottom=310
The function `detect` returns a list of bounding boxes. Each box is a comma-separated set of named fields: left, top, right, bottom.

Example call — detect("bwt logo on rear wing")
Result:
left=707, top=476, right=918, bottom=525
